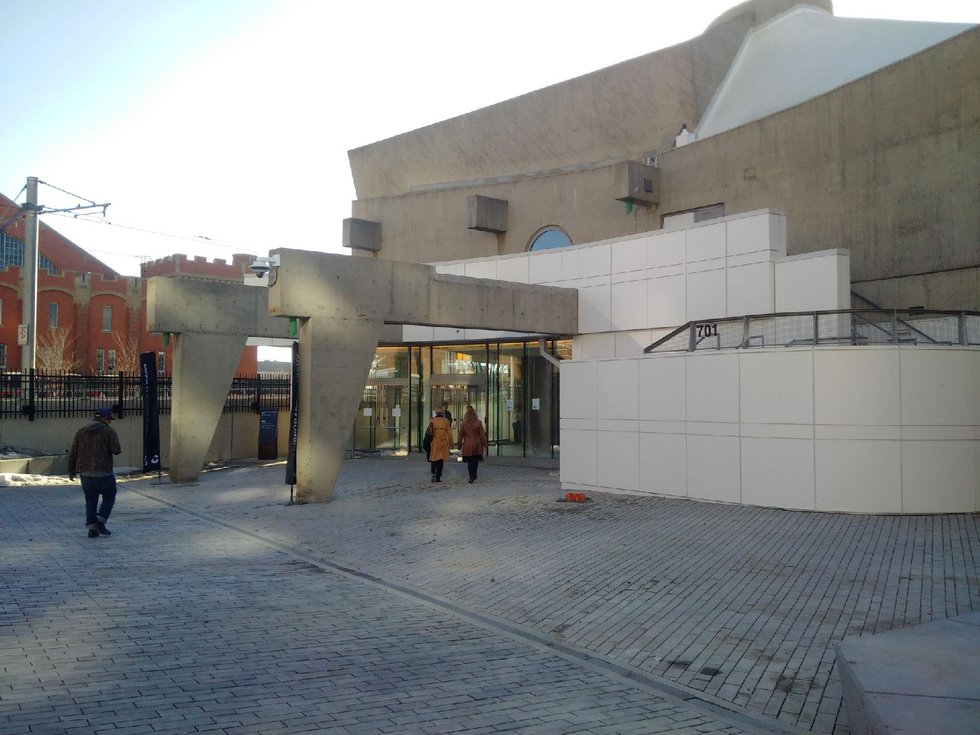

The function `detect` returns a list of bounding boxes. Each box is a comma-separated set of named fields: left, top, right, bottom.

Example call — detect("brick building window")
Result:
left=102, top=305, right=112, bottom=332
left=96, top=348, right=105, bottom=374
left=48, top=302, right=58, bottom=328
left=0, top=298, right=3, bottom=325
left=0, top=231, right=59, bottom=274
left=0, top=344, right=6, bottom=370
left=107, top=349, right=117, bottom=373
left=157, top=352, right=166, bottom=374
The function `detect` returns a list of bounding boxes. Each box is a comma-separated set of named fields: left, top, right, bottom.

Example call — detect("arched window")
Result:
left=529, top=227, right=572, bottom=252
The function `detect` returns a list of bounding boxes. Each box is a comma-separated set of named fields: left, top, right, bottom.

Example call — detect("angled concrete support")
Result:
left=170, top=331, right=248, bottom=482
left=295, top=316, right=384, bottom=503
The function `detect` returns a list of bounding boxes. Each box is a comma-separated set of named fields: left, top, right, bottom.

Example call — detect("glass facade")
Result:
left=351, top=338, right=569, bottom=460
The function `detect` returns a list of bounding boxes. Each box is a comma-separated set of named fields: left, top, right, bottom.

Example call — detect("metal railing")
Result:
left=0, top=370, right=291, bottom=421
left=644, top=309, right=980, bottom=354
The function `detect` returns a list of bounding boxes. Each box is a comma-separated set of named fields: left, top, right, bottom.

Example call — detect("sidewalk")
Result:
left=2, top=457, right=977, bottom=734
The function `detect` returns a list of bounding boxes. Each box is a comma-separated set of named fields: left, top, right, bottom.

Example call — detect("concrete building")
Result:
left=339, top=0, right=979, bottom=511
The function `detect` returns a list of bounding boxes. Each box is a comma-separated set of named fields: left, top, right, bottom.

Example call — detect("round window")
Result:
left=529, top=227, right=572, bottom=251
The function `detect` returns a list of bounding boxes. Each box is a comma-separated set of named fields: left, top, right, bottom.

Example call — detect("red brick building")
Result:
left=0, top=193, right=257, bottom=375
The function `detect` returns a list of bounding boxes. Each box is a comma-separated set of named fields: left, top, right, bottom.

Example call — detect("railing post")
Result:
left=891, top=310, right=898, bottom=343
left=688, top=323, right=697, bottom=351
left=741, top=315, right=750, bottom=348
left=959, top=312, right=968, bottom=346
left=814, top=312, right=819, bottom=345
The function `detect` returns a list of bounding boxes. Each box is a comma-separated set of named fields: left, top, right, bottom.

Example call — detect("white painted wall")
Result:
left=561, top=347, right=980, bottom=514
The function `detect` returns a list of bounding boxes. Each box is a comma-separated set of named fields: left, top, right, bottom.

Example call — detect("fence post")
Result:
left=959, top=312, right=968, bottom=346
left=688, top=323, right=697, bottom=351
left=115, top=370, right=125, bottom=418
left=891, top=310, right=898, bottom=343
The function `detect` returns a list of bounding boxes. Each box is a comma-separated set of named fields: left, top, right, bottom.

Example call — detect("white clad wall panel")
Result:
left=647, top=230, right=686, bottom=267
left=496, top=256, right=529, bottom=284
left=687, top=434, right=740, bottom=503
left=596, top=360, right=639, bottom=420
left=687, top=353, right=740, bottom=423
left=815, top=440, right=902, bottom=513
left=648, top=275, right=687, bottom=328
left=611, top=237, right=649, bottom=274
left=611, top=279, right=648, bottom=331
left=814, top=349, right=901, bottom=426
left=578, top=284, right=612, bottom=333
left=528, top=251, right=563, bottom=284
left=687, top=269, right=727, bottom=321
left=561, top=250, right=580, bottom=281
left=740, top=350, right=813, bottom=425
left=741, top=437, right=815, bottom=510
left=901, top=441, right=976, bottom=513
left=639, top=356, right=686, bottom=421
left=726, top=211, right=783, bottom=258
left=436, top=263, right=465, bottom=275
left=900, top=350, right=975, bottom=426
left=687, top=222, right=726, bottom=263
left=573, top=333, right=617, bottom=360
left=578, top=244, right=612, bottom=278
left=560, top=361, right=597, bottom=419
left=463, top=260, right=497, bottom=279
left=727, top=262, right=774, bottom=316
left=615, top=330, right=653, bottom=357
left=561, top=430, right=597, bottom=486
left=597, top=431, right=640, bottom=492
left=639, top=432, right=687, bottom=496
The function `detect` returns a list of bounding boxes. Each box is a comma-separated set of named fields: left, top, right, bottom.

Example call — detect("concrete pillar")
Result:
left=169, top=331, right=247, bottom=483
left=294, top=316, right=383, bottom=503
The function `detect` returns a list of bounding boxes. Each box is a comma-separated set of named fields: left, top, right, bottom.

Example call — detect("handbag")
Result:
left=422, top=426, right=432, bottom=454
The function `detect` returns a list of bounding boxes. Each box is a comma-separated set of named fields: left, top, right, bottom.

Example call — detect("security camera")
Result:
left=249, top=254, right=280, bottom=278
left=250, top=260, right=271, bottom=278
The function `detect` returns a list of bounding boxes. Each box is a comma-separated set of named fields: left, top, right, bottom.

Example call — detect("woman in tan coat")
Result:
left=456, top=406, right=488, bottom=483
left=425, top=406, right=452, bottom=482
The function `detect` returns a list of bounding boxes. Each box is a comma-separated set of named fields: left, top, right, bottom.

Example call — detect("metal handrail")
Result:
left=644, top=309, right=980, bottom=354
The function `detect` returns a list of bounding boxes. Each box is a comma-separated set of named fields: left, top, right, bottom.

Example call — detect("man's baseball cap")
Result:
left=94, top=408, right=114, bottom=421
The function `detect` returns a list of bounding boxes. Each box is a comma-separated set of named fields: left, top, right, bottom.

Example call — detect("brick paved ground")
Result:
left=3, top=457, right=977, bottom=734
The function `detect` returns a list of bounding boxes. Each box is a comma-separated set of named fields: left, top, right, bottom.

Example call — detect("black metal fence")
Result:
left=0, top=370, right=291, bottom=421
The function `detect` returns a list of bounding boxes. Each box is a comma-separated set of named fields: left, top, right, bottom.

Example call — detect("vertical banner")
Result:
left=139, top=352, right=162, bottom=472
left=284, top=341, right=299, bottom=486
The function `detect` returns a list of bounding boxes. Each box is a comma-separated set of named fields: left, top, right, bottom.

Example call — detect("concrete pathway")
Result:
left=1, top=458, right=976, bottom=734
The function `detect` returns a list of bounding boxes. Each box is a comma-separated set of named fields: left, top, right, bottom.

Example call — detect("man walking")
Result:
left=69, top=407, right=121, bottom=538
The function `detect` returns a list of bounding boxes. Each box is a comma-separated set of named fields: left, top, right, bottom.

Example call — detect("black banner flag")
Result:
left=139, top=352, right=162, bottom=473
left=285, top=341, right=299, bottom=486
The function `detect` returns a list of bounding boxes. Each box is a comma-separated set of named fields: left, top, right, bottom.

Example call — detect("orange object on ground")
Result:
left=564, top=492, right=588, bottom=502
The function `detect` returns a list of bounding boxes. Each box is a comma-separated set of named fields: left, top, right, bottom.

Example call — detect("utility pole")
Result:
left=20, top=176, right=40, bottom=372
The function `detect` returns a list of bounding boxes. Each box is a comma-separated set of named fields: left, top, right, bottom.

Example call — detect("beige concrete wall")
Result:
left=0, top=411, right=290, bottom=473
left=351, top=164, right=662, bottom=264
left=348, top=44, right=697, bottom=200
left=660, top=27, right=980, bottom=309
left=351, top=27, right=978, bottom=311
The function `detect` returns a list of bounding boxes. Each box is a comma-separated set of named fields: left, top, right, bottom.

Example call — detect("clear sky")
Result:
left=1, top=0, right=976, bottom=277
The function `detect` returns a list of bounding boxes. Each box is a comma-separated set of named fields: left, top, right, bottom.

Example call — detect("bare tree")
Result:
left=36, top=325, right=79, bottom=372
left=112, top=332, right=142, bottom=375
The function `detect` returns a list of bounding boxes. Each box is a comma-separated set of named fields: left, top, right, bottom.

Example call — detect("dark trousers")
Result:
left=81, top=475, right=117, bottom=528
left=429, top=459, right=444, bottom=481
left=464, top=456, right=481, bottom=481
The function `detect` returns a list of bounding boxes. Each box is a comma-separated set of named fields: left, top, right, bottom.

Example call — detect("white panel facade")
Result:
left=639, top=432, right=687, bottom=496
left=740, top=350, right=813, bottom=425
left=528, top=251, right=562, bottom=284
left=597, top=431, right=640, bottom=492
left=741, top=437, right=814, bottom=509
left=687, top=353, right=740, bottom=423
left=496, top=256, right=530, bottom=284
left=687, top=434, right=741, bottom=503
left=814, top=349, right=901, bottom=426
left=560, top=429, right=597, bottom=486
left=815, top=440, right=902, bottom=513
left=900, top=350, right=975, bottom=426
left=559, top=361, right=597, bottom=420
left=727, top=262, right=774, bottom=316
left=596, top=360, right=639, bottom=421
